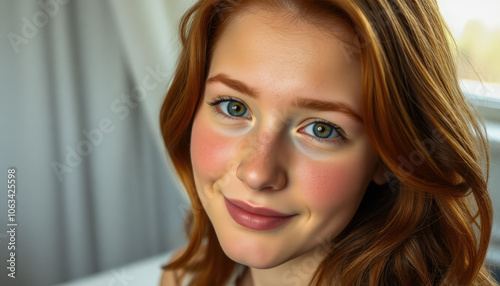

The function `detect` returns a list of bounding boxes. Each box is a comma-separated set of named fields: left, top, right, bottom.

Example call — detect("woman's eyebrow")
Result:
left=206, top=73, right=260, bottom=98
left=294, top=98, right=363, bottom=123
left=206, top=73, right=362, bottom=123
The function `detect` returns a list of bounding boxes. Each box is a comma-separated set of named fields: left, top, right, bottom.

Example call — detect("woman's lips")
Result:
left=224, top=197, right=296, bottom=231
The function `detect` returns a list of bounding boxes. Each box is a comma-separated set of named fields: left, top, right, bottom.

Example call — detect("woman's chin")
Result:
left=220, top=240, right=289, bottom=269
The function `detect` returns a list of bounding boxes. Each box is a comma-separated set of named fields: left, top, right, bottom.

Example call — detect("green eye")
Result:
left=220, top=100, right=250, bottom=118
left=304, top=122, right=340, bottom=139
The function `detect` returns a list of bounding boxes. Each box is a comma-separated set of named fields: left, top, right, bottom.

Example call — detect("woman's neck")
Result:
left=237, top=246, right=328, bottom=286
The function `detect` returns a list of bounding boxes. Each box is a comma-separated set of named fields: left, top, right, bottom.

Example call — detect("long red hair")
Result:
left=160, top=0, right=497, bottom=285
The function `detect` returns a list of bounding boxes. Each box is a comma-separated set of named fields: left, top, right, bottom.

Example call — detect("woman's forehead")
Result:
left=219, top=4, right=359, bottom=50
left=208, top=7, right=363, bottom=113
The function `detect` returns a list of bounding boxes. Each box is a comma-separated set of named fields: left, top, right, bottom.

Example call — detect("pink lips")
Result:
left=224, top=197, right=296, bottom=231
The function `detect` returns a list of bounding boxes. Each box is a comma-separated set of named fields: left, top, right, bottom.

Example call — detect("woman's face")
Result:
left=190, top=8, right=384, bottom=269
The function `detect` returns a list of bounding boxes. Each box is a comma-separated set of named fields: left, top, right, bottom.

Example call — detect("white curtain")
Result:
left=0, top=1, right=192, bottom=285
left=1, top=1, right=499, bottom=286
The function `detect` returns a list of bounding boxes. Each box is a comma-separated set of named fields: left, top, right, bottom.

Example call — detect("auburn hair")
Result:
left=160, top=0, right=497, bottom=285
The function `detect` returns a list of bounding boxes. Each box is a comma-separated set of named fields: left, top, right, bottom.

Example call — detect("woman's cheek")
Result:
left=191, top=119, right=228, bottom=182
left=191, top=113, right=243, bottom=198
left=296, top=157, right=369, bottom=211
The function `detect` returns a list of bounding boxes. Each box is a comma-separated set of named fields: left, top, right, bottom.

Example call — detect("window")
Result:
left=438, top=0, right=500, bottom=108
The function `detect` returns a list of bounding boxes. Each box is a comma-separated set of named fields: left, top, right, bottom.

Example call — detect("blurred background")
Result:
left=0, top=0, right=499, bottom=285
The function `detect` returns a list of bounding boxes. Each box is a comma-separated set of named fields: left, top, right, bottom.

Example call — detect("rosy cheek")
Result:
left=297, top=158, right=368, bottom=210
left=191, top=118, right=229, bottom=180
left=190, top=111, right=247, bottom=194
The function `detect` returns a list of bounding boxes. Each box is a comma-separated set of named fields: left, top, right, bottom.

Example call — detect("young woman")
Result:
left=159, top=0, right=498, bottom=285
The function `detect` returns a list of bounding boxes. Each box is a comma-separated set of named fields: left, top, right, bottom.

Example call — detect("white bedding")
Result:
left=55, top=251, right=173, bottom=286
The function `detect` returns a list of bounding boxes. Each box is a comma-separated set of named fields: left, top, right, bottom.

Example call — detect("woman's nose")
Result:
left=236, top=132, right=288, bottom=191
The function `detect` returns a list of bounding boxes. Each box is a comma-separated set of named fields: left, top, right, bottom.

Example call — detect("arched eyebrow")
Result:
left=206, top=73, right=260, bottom=98
left=294, top=98, right=363, bottom=123
left=206, top=73, right=362, bottom=123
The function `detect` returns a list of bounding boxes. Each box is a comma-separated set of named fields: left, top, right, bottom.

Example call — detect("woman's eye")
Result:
left=207, top=97, right=252, bottom=119
left=219, top=100, right=250, bottom=118
left=303, top=122, right=340, bottom=139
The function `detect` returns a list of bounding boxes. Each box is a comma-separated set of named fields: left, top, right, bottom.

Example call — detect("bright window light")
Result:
left=438, top=0, right=500, bottom=100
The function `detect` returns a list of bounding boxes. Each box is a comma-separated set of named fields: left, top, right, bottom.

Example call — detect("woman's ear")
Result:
left=372, top=164, right=389, bottom=185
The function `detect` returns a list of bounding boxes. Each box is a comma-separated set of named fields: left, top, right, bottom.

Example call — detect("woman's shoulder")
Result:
left=159, top=246, right=205, bottom=286
left=159, top=248, right=186, bottom=286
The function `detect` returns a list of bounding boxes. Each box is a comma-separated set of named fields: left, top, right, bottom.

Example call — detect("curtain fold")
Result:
left=1, top=1, right=498, bottom=285
left=0, top=1, right=188, bottom=285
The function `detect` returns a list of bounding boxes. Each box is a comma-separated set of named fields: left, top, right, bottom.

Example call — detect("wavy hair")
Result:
left=160, top=0, right=497, bottom=285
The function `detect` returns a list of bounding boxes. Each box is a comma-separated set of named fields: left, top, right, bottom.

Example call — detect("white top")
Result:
left=181, top=264, right=247, bottom=286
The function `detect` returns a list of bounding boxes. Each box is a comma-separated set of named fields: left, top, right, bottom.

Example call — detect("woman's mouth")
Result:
left=224, top=197, right=296, bottom=231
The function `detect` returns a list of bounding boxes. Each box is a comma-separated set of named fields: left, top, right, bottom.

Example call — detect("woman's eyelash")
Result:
left=206, top=96, right=251, bottom=120
left=302, top=119, right=347, bottom=145
left=206, top=97, right=347, bottom=145
left=206, top=95, right=243, bottom=107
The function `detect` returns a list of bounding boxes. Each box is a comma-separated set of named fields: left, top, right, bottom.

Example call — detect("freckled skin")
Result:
left=190, top=7, right=385, bottom=286
left=190, top=115, right=233, bottom=185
